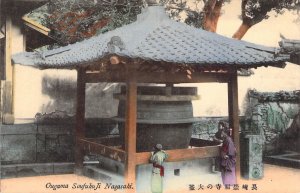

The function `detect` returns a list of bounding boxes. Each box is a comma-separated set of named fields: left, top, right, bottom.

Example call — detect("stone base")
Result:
left=74, top=167, right=84, bottom=176
left=1, top=163, right=74, bottom=179
left=83, top=165, right=123, bottom=183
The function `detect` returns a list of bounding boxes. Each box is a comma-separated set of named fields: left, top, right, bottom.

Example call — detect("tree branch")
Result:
left=202, top=0, right=224, bottom=32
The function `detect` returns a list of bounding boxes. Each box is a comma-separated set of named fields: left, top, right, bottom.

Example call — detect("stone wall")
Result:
left=1, top=115, right=242, bottom=179
left=1, top=116, right=226, bottom=165
left=0, top=121, right=75, bottom=178
left=1, top=122, right=74, bottom=164
left=0, top=116, right=237, bottom=165
left=192, top=117, right=228, bottom=140
left=0, top=117, right=117, bottom=165
left=243, top=90, right=300, bottom=155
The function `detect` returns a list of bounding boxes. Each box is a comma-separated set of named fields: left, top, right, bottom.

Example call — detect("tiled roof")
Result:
left=12, top=6, right=289, bottom=69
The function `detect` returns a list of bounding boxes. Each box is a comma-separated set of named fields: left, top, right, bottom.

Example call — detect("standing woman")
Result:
left=211, top=121, right=226, bottom=173
left=220, top=129, right=237, bottom=185
left=149, top=144, right=168, bottom=193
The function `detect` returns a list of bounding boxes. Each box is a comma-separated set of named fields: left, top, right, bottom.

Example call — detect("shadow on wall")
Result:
left=40, top=75, right=120, bottom=118
left=41, top=75, right=76, bottom=115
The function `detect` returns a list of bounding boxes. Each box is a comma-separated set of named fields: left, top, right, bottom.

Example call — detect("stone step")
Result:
left=83, top=165, right=123, bottom=184
left=1, top=162, right=74, bottom=179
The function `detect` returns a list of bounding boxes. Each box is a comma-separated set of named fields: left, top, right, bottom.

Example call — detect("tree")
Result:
left=166, top=0, right=300, bottom=39
left=46, top=0, right=144, bottom=44
left=29, top=0, right=300, bottom=45
left=233, top=0, right=300, bottom=39
left=165, top=0, right=225, bottom=31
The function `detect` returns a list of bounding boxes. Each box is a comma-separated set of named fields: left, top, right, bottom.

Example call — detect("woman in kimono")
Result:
left=149, top=144, right=168, bottom=193
left=212, top=121, right=227, bottom=172
left=220, top=129, right=237, bottom=185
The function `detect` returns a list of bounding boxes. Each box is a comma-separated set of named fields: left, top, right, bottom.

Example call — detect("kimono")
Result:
left=220, top=136, right=237, bottom=185
left=150, top=150, right=168, bottom=193
left=212, top=129, right=223, bottom=172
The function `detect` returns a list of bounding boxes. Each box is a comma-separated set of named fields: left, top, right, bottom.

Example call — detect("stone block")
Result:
left=241, top=162, right=263, bottom=179
left=36, top=152, right=52, bottom=162
left=44, top=134, right=60, bottom=152
left=36, top=134, right=46, bottom=153
left=83, top=165, right=123, bottom=183
left=53, top=162, right=74, bottom=174
left=98, top=155, right=124, bottom=175
left=37, top=150, right=69, bottom=163
left=17, top=163, right=53, bottom=177
left=0, top=123, right=36, bottom=135
left=56, top=148, right=74, bottom=162
left=58, top=135, right=74, bottom=146
left=37, top=124, right=73, bottom=135
left=1, top=135, right=36, bottom=163
left=36, top=134, right=74, bottom=162
left=1, top=165, right=17, bottom=178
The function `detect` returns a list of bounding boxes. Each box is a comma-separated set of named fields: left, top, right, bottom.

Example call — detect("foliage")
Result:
left=29, top=0, right=300, bottom=45
left=242, top=0, right=300, bottom=26
left=46, top=0, right=144, bottom=45
left=164, top=0, right=226, bottom=28
left=165, top=0, right=300, bottom=28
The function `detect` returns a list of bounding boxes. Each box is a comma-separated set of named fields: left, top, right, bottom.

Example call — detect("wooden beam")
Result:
left=114, top=94, right=200, bottom=101
left=22, top=16, right=50, bottom=36
left=124, top=67, right=137, bottom=191
left=136, top=146, right=220, bottom=165
left=74, top=68, right=86, bottom=174
left=79, top=138, right=126, bottom=163
left=110, top=56, right=121, bottom=65
left=227, top=71, right=241, bottom=183
left=85, top=71, right=230, bottom=83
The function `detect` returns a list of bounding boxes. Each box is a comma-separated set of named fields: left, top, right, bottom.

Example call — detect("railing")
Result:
left=78, top=137, right=220, bottom=165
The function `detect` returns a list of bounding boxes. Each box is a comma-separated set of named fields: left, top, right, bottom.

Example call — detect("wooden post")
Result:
left=2, top=16, right=14, bottom=124
left=124, top=65, right=137, bottom=192
left=74, top=68, right=86, bottom=175
left=227, top=70, right=241, bottom=182
left=5, top=16, right=12, bottom=82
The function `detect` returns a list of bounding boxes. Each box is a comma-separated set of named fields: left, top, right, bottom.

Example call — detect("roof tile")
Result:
left=12, top=6, right=288, bottom=69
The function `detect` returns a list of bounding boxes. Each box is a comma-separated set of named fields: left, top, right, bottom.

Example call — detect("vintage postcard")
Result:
left=0, top=0, right=299, bottom=193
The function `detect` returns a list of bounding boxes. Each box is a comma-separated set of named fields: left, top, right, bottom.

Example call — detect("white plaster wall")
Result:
left=192, top=0, right=300, bottom=117
left=13, top=1, right=300, bottom=119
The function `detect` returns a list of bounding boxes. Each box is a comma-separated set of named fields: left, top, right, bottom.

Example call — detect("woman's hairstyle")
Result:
left=154, top=144, right=163, bottom=150
left=224, top=128, right=231, bottom=136
left=218, top=121, right=228, bottom=129
left=218, top=121, right=232, bottom=136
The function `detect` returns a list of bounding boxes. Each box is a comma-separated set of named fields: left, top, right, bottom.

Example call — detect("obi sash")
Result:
left=153, top=163, right=164, bottom=176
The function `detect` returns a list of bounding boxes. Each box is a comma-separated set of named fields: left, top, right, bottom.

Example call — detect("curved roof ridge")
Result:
left=12, top=5, right=289, bottom=69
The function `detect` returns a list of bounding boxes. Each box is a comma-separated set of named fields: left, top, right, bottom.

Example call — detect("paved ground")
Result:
left=1, top=164, right=299, bottom=193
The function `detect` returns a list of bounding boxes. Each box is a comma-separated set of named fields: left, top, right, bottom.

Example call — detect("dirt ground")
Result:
left=0, top=164, right=299, bottom=193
